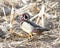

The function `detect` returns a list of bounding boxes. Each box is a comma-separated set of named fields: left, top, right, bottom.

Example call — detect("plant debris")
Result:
left=0, top=0, right=60, bottom=48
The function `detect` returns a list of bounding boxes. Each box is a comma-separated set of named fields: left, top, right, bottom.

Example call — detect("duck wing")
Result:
left=25, top=20, right=49, bottom=32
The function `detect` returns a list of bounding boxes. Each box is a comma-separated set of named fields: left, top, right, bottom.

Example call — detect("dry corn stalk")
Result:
left=10, top=5, right=14, bottom=33
left=2, top=7, right=8, bottom=23
left=36, top=16, right=41, bottom=24
left=30, top=1, right=58, bottom=27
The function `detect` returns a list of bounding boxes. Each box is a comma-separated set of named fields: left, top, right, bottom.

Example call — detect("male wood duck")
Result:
left=20, top=13, right=49, bottom=38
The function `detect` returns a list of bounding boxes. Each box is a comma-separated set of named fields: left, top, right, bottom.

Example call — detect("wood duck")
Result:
left=20, top=13, right=49, bottom=38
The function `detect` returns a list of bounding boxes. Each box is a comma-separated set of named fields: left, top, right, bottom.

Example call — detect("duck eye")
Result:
left=23, top=13, right=30, bottom=20
left=25, top=15, right=28, bottom=19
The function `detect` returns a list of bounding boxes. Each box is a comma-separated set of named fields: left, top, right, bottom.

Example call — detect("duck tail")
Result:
left=38, top=28, right=50, bottom=32
left=43, top=28, right=50, bottom=31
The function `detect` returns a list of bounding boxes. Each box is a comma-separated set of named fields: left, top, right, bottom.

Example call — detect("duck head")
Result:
left=20, top=13, right=30, bottom=22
